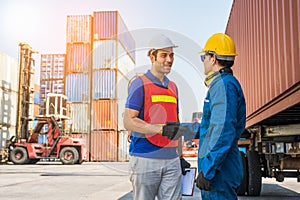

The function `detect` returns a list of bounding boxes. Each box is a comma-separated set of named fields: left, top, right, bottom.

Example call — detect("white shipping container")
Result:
left=92, top=40, right=135, bottom=74
left=118, top=130, right=130, bottom=161
left=0, top=51, right=19, bottom=92
left=0, top=126, right=16, bottom=150
left=69, top=103, right=89, bottom=133
left=93, top=40, right=117, bottom=69
left=0, top=88, right=18, bottom=127
left=116, top=70, right=130, bottom=131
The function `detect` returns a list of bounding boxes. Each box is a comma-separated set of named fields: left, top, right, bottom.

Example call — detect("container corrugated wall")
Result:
left=118, top=130, right=130, bottom=161
left=92, top=99, right=118, bottom=130
left=93, top=69, right=116, bottom=99
left=66, top=43, right=91, bottom=73
left=226, top=0, right=300, bottom=127
left=90, top=130, right=118, bottom=161
left=93, top=40, right=117, bottom=69
left=69, top=103, right=89, bottom=133
left=66, top=74, right=89, bottom=102
left=0, top=51, right=18, bottom=149
left=66, top=15, right=93, bottom=43
left=93, top=11, right=135, bottom=63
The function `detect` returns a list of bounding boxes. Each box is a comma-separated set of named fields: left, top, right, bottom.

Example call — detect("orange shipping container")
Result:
left=66, top=43, right=91, bottom=73
left=90, top=130, right=118, bottom=161
left=92, top=99, right=118, bottom=130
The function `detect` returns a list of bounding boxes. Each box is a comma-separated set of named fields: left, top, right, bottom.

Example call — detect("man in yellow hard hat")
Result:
left=196, top=33, right=246, bottom=199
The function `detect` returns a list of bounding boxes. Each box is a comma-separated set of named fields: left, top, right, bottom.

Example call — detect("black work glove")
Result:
left=196, top=171, right=211, bottom=191
left=162, top=122, right=182, bottom=140
left=180, top=157, right=191, bottom=175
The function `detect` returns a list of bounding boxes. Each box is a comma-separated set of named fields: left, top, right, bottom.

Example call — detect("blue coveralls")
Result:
left=198, top=70, right=246, bottom=199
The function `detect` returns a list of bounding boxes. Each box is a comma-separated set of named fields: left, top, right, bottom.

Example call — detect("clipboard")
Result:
left=181, top=167, right=197, bottom=196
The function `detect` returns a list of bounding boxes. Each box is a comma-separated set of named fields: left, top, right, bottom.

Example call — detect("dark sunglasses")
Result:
left=200, top=54, right=205, bottom=62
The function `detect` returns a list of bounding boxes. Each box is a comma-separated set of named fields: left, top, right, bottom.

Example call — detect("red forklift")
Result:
left=3, top=43, right=86, bottom=165
left=7, top=114, right=87, bottom=165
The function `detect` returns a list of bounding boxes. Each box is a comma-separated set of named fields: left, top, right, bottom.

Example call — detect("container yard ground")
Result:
left=0, top=159, right=299, bottom=200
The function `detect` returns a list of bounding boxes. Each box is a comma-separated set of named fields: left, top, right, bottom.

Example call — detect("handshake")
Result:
left=161, top=122, right=186, bottom=140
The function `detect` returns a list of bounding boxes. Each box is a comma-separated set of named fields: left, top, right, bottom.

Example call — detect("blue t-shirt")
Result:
left=125, top=70, right=179, bottom=159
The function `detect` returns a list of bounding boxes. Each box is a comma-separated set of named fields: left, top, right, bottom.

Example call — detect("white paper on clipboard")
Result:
left=181, top=167, right=197, bottom=196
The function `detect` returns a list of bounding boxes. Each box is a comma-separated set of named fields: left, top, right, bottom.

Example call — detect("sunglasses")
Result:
left=200, top=52, right=215, bottom=62
left=200, top=54, right=205, bottom=62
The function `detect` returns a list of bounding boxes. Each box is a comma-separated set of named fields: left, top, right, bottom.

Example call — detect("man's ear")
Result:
left=150, top=54, right=155, bottom=62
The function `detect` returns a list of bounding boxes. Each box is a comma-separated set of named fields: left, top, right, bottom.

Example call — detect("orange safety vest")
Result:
left=141, top=75, right=178, bottom=147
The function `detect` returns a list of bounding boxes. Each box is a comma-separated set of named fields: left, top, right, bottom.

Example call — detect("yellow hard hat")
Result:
left=202, top=33, right=237, bottom=61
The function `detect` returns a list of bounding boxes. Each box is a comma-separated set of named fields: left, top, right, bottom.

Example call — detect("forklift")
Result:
left=1, top=43, right=86, bottom=165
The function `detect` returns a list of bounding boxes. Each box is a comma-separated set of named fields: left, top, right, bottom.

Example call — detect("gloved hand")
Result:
left=180, top=157, right=191, bottom=175
left=196, top=171, right=211, bottom=191
left=162, top=122, right=182, bottom=140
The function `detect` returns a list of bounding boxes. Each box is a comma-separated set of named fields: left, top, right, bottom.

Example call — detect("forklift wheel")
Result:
left=10, top=147, right=29, bottom=164
left=60, top=147, right=79, bottom=165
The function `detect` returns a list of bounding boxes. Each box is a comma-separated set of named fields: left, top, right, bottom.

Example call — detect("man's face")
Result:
left=151, top=48, right=174, bottom=74
left=202, top=53, right=214, bottom=75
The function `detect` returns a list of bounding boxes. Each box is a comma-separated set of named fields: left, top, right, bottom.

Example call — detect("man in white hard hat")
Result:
left=124, top=34, right=184, bottom=200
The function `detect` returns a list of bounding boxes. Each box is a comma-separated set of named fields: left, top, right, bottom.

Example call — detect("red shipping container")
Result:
left=226, top=0, right=300, bottom=127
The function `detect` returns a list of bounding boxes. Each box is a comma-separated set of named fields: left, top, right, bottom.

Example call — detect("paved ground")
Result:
left=0, top=160, right=299, bottom=200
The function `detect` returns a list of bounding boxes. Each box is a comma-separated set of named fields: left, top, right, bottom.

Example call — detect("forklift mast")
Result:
left=15, top=43, right=37, bottom=140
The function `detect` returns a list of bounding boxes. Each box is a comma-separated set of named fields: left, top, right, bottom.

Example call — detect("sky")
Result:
left=0, top=0, right=233, bottom=122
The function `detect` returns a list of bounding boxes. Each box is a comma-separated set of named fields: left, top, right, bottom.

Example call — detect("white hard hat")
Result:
left=148, top=34, right=178, bottom=54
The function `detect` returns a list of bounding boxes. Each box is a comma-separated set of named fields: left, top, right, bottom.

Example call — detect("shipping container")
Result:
left=93, top=69, right=116, bottom=99
left=227, top=0, right=300, bottom=195
left=69, top=102, right=89, bottom=133
left=227, top=0, right=300, bottom=127
left=92, top=99, right=118, bottom=130
left=92, top=70, right=130, bottom=130
left=0, top=52, right=19, bottom=92
left=92, top=40, right=135, bottom=75
left=66, top=15, right=93, bottom=43
left=0, top=126, right=16, bottom=150
left=93, top=11, right=135, bottom=62
left=0, top=88, right=18, bottom=130
left=118, top=130, right=130, bottom=161
left=0, top=52, right=19, bottom=149
left=40, top=54, right=65, bottom=80
left=66, top=74, right=89, bottom=102
left=90, top=130, right=118, bottom=161
left=66, top=43, right=92, bottom=73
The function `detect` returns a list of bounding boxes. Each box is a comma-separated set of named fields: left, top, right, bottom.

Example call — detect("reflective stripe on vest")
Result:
left=141, top=75, right=178, bottom=147
left=151, top=95, right=177, bottom=103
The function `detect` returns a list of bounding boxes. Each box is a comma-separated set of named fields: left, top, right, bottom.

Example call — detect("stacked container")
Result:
left=90, top=11, right=135, bottom=161
left=65, top=11, right=135, bottom=161
left=39, top=54, right=66, bottom=114
left=65, top=15, right=93, bottom=160
left=0, top=52, right=19, bottom=149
